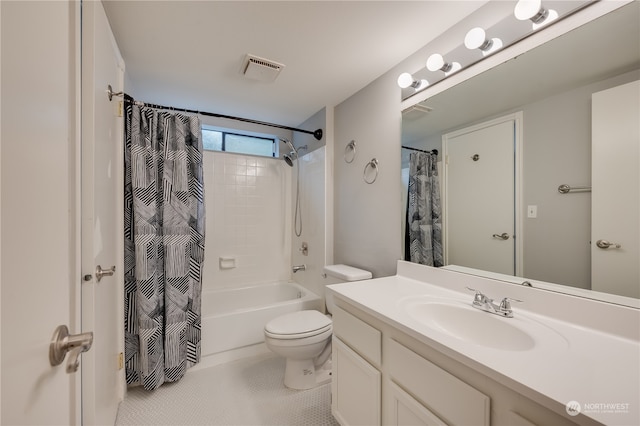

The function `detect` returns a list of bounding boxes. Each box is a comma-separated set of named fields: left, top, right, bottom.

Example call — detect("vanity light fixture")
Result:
left=464, top=27, right=503, bottom=56
left=426, top=53, right=461, bottom=75
left=514, top=0, right=558, bottom=29
left=397, top=72, right=429, bottom=90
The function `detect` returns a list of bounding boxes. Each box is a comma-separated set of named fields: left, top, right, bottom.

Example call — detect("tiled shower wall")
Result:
left=202, top=151, right=292, bottom=291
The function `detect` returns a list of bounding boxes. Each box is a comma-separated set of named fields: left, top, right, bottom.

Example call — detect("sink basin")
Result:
left=402, top=298, right=567, bottom=352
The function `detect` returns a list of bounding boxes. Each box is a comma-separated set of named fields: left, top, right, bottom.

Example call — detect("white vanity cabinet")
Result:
left=331, top=297, right=581, bottom=426
left=332, top=303, right=487, bottom=426
left=331, top=305, right=382, bottom=425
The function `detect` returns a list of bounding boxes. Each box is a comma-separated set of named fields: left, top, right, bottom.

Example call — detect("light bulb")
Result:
left=465, top=28, right=503, bottom=56
left=514, top=0, right=543, bottom=21
left=464, top=27, right=489, bottom=50
left=397, top=73, right=429, bottom=91
left=427, top=54, right=461, bottom=75
left=426, top=54, right=446, bottom=72
left=397, top=72, right=414, bottom=89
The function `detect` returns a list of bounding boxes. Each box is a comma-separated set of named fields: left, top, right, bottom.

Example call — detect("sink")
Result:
left=401, top=298, right=567, bottom=352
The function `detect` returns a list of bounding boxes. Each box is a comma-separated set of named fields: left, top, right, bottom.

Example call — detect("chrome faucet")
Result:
left=466, top=287, right=521, bottom=318
left=292, top=264, right=306, bottom=273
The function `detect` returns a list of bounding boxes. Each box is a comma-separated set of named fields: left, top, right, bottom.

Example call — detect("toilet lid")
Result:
left=265, top=310, right=332, bottom=339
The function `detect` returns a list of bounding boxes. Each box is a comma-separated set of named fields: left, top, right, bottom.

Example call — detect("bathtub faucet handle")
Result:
left=292, top=264, right=306, bottom=273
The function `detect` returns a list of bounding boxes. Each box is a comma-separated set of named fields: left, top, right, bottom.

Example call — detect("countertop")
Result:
left=328, top=262, right=640, bottom=426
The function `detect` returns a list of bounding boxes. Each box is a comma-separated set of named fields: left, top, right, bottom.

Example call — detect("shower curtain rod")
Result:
left=107, top=85, right=323, bottom=141
left=402, top=146, right=438, bottom=155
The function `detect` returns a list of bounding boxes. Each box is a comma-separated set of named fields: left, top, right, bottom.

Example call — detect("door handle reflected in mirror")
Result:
left=596, top=239, right=621, bottom=249
left=492, top=233, right=510, bottom=240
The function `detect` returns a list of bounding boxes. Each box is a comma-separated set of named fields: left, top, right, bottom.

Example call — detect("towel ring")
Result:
left=363, top=158, right=379, bottom=184
left=344, top=140, right=356, bottom=163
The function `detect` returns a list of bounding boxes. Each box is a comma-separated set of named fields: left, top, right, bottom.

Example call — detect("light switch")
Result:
left=527, top=205, right=537, bottom=218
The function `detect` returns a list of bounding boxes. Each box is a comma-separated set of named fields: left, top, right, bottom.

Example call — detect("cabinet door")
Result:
left=332, top=337, right=381, bottom=426
left=388, top=381, right=447, bottom=426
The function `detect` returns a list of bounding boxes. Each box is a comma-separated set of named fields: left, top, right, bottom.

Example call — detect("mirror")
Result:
left=401, top=2, right=640, bottom=305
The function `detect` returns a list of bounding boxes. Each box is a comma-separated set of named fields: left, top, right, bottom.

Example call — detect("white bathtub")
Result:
left=201, top=282, right=323, bottom=357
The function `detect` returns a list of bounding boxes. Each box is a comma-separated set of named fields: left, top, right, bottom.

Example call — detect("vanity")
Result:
left=328, top=261, right=639, bottom=426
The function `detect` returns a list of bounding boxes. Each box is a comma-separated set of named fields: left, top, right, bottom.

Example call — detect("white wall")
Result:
left=202, top=151, right=292, bottom=291
left=334, top=75, right=403, bottom=278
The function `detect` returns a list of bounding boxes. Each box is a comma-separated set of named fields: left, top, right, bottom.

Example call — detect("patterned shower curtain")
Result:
left=123, top=100, right=205, bottom=390
left=405, top=151, right=443, bottom=267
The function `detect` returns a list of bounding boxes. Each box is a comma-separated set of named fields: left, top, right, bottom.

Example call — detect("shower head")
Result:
left=284, top=151, right=296, bottom=167
left=280, top=139, right=308, bottom=167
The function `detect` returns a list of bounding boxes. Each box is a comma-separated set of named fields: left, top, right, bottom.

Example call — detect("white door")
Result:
left=591, top=80, right=640, bottom=298
left=81, top=1, right=126, bottom=423
left=443, top=113, right=522, bottom=276
left=1, top=1, right=82, bottom=423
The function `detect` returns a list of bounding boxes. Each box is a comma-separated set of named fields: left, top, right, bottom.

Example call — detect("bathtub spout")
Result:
left=292, top=264, right=306, bottom=273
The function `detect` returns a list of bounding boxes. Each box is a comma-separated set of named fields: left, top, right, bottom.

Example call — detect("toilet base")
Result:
left=283, top=358, right=331, bottom=390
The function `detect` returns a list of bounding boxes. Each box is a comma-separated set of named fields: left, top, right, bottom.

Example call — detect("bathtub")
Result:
left=201, top=281, right=323, bottom=357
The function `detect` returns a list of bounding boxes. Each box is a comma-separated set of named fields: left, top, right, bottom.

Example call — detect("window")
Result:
left=202, top=127, right=277, bottom=158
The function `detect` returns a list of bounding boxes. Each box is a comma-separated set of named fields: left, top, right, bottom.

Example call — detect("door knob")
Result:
left=492, top=233, right=510, bottom=240
left=596, top=239, right=621, bottom=249
left=95, top=265, right=116, bottom=282
left=49, top=325, right=93, bottom=373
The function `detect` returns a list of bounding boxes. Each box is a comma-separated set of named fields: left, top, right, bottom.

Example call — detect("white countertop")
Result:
left=328, top=263, right=640, bottom=425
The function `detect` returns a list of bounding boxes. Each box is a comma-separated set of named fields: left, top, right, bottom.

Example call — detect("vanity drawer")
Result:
left=333, top=305, right=382, bottom=367
left=387, top=339, right=490, bottom=426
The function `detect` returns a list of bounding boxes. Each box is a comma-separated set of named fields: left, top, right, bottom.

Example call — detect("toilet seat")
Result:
left=265, top=310, right=332, bottom=340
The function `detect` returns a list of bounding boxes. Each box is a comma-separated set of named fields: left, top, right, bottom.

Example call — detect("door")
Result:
left=1, top=1, right=82, bottom=423
left=81, top=1, right=125, bottom=423
left=591, top=80, right=640, bottom=298
left=443, top=113, right=522, bottom=276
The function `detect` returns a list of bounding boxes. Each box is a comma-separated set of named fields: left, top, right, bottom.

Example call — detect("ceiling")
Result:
left=102, top=1, right=487, bottom=130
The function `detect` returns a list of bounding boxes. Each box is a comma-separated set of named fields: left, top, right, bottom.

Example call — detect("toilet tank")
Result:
left=323, top=264, right=372, bottom=314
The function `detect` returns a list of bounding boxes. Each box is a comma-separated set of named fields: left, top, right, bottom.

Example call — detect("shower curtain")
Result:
left=405, top=151, right=443, bottom=267
left=124, top=100, right=205, bottom=390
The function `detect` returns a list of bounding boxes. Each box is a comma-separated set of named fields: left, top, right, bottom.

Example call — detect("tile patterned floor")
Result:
left=116, top=353, right=339, bottom=426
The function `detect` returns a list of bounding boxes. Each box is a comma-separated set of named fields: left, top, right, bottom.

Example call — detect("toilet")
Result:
left=264, top=264, right=372, bottom=390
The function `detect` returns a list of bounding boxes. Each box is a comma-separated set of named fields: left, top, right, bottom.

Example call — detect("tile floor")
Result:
left=116, top=353, right=339, bottom=426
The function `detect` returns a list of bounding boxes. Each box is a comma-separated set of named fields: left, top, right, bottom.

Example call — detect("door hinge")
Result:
left=118, top=352, right=124, bottom=370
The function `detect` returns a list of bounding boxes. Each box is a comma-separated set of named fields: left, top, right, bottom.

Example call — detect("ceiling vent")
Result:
left=402, top=102, right=433, bottom=120
left=241, top=54, right=285, bottom=82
